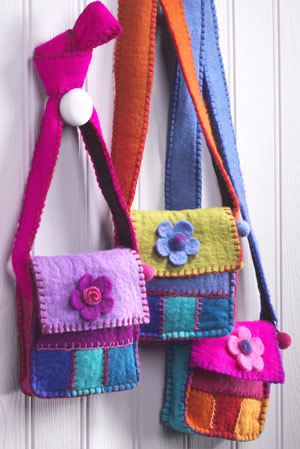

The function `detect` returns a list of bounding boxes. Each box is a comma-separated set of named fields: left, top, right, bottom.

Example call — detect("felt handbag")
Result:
left=162, top=321, right=286, bottom=441
left=112, top=0, right=245, bottom=340
left=11, top=2, right=149, bottom=398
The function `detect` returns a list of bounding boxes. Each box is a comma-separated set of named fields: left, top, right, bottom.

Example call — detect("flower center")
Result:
left=83, top=286, right=102, bottom=306
left=169, top=232, right=187, bottom=251
left=238, top=339, right=252, bottom=355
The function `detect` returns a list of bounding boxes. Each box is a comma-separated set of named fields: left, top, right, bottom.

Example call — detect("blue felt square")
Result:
left=198, top=297, right=234, bottom=331
left=164, top=296, right=197, bottom=333
left=106, top=343, right=138, bottom=386
left=31, top=350, right=72, bottom=396
left=140, top=293, right=163, bottom=336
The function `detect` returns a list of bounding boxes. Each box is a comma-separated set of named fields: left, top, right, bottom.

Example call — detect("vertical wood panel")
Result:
left=233, top=1, right=281, bottom=448
left=30, top=2, right=83, bottom=449
left=279, top=1, right=300, bottom=449
left=0, top=2, right=27, bottom=447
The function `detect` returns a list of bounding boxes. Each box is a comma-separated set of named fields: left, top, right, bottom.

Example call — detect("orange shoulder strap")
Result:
left=112, top=0, right=239, bottom=219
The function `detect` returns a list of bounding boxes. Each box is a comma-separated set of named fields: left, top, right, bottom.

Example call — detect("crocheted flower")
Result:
left=70, top=273, right=114, bottom=321
left=155, top=220, right=200, bottom=266
left=227, top=326, right=265, bottom=372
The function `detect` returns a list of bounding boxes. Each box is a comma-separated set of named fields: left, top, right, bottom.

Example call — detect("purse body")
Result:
left=162, top=321, right=285, bottom=440
left=28, top=248, right=148, bottom=398
left=132, top=207, right=243, bottom=340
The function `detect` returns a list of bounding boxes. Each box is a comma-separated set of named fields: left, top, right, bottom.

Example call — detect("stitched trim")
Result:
left=31, top=344, right=140, bottom=399
left=130, top=249, right=150, bottom=323
left=147, top=271, right=235, bottom=297
left=131, top=207, right=244, bottom=277
left=31, top=248, right=149, bottom=334
left=191, top=322, right=285, bottom=383
left=36, top=337, right=135, bottom=351
left=140, top=295, right=235, bottom=340
left=194, top=298, right=202, bottom=331
left=185, top=385, right=269, bottom=440
left=111, top=1, right=157, bottom=208
left=161, top=343, right=192, bottom=433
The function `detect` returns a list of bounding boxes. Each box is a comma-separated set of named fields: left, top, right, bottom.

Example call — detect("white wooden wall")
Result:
left=0, top=1, right=299, bottom=448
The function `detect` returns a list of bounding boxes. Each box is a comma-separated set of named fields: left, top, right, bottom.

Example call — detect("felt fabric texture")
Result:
left=162, top=343, right=270, bottom=440
left=34, top=324, right=139, bottom=350
left=112, top=0, right=240, bottom=217
left=185, top=390, right=215, bottom=431
left=140, top=268, right=237, bottom=340
left=111, top=0, right=157, bottom=208
left=11, top=2, right=143, bottom=396
left=147, top=271, right=232, bottom=296
left=191, top=368, right=265, bottom=400
left=140, top=295, right=235, bottom=340
left=31, top=341, right=139, bottom=398
left=165, top=0, right=203, bottom=210
left=185, top=387, right=269, bottom=440
left=235, top=398, right=268, bottom=440
left=199, top=0, right=276, bottom=322
left=164, top=296, right=197, bottom=333
left=106, top=344, right=138, bottom=386
left=73, top=349, right=104, bottom=391
left=32, top=248, right=149, bottom=334
left=132, top=207, right=242, bottom=277
left=191, top=321, right=285, bottom=383
left=161, top=343, right=193, bottom=433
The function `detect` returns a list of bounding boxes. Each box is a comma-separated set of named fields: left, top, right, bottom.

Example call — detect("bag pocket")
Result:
left=30, top=247, right=148, bottom=398
left=162, top=321, right=284, bottom=440
left=132, top=207, right=243, bottom=340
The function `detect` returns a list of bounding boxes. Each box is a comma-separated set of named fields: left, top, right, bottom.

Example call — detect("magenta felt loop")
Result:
left=10, top=2, right=140, bottom=397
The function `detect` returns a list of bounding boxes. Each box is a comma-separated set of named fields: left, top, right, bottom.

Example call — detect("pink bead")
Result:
left=277, top=331, right=292, bottom=350
left=142, top=263, right=155, bottom=282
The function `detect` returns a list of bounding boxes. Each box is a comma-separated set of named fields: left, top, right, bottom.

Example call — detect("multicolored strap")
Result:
left=12, top=2, right=137, bottom=304
left=166, top=0, right=276, bottom=323
left=112, top=0, right=240, bottom=219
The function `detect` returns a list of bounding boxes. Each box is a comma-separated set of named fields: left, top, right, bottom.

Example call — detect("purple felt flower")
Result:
left=70, top=273, right=114, bottom=321
left=155, top=220, right=200, bottom=266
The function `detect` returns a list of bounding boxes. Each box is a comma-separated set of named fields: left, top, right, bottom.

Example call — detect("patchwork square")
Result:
left=31, top=350, right=72, bottom=397
left=198, top=297, right=234, bottom=335
left=140, top=294, right=162, bottom=337
left=73, top=349, right=104, bottom=391
left=164, top=296, right=197, bottom=335
left=31, top=342, right=140, bottom=398
left=107, top=343, right=139, bottom=387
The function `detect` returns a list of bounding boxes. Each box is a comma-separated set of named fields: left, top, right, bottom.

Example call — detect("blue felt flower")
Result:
left=155, top=220, right=200, bottom=266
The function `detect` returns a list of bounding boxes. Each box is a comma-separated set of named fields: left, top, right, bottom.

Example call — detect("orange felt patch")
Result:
left=185, top=388, right=215, bottom=433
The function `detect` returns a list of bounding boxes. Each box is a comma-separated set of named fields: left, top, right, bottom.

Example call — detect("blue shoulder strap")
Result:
left=165, top=0, right=277, bottom=323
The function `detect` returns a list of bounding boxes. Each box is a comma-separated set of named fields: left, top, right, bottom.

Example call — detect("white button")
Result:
left=59, top=88, right=93, bottom=126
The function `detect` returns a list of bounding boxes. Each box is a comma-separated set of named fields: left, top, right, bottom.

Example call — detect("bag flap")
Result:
left=31, top=248, right=149, bottom=334
left=131, top=207, right=243, bottom=278
left=191, top=321, right=285, bottom=383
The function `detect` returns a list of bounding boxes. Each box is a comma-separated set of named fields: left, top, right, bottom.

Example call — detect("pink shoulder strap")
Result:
left=12, top=1, right=137, bottom=302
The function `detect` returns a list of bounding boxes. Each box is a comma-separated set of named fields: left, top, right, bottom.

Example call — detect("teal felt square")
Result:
left=73, top=349, right=104, bottom=391
left=164, top=296, right=197, bottom=333
left=107, top=343, right=138, bottom=386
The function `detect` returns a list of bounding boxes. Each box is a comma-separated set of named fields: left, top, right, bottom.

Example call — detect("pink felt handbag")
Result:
left=11, top=2, right=150, bottom=398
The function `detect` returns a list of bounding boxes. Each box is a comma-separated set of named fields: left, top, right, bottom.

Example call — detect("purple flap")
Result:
left=191, top=321, right=285, bottom=383
left=31, top=248, right=149, bottom=334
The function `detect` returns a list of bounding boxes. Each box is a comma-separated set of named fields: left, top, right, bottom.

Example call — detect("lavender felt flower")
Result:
left=155, top=220, right=200, bottom=266
left=70, top=273, right=114, bottom=321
